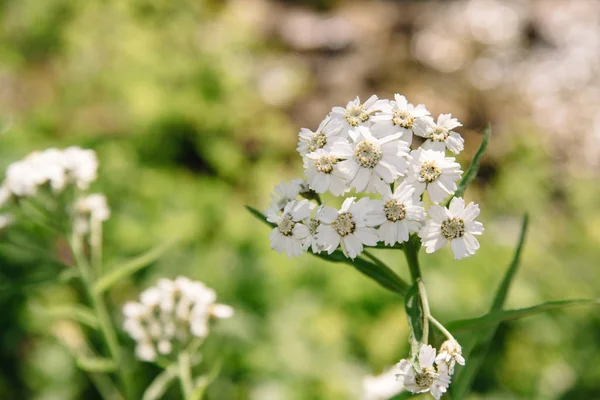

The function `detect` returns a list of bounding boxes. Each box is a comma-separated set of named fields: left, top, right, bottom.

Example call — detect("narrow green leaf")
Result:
left=246, top=205, right=410, bottom=297
left=404, top=283, right=423, bottom=342
left=142, top=363, right=179, bottom=400
left=42, top=305, right=99, bottom=329
left=93, top=240, right=176, bottom=294
left=446, top=298, right=600, bottom=333
left=76, top=356, right=117, bottom=373
left=447, top=124, right=491, bottom=204
left=451, top=214, right=528, bottom=399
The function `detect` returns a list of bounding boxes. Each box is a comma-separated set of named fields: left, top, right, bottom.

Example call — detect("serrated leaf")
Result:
left=246, top=205, right=410, bottom=297
left=404, top=283, right=423, bottom=343
left=446, top=298, right=600, bottom=333
left=447, top=124, right=491, bottom=204
left=93, top=240, right=176, bottom=294
left=76, top=356, right=117, bottom=373
left=451, top=214, right=528, bottom=399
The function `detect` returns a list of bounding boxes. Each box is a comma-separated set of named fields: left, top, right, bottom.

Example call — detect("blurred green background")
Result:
left=1, top=0, right=600, bottom=399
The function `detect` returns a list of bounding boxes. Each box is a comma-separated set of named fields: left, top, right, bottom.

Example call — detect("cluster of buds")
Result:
left=122, top=276, right=233, bottom=362
left=266, top=94, right=484, bottom=260
left=396, top=341, right=465, bottom=399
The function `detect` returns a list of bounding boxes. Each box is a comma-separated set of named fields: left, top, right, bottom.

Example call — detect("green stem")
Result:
left=90, top=217, right=103, bottom=277
left=417, top=279, right=431, bottom=344
left=178, top=352, right=194, bottom=400
left=428, top=315, right=456, bottom=342
left=403, top=235, right=422, bottom=282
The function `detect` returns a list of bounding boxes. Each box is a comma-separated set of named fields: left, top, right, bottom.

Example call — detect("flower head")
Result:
left=122, top=276, right=233, bottom=362
left=371, top=94, right=430, bottom=145
left=304, top=148, right=348, bottom=196
left=414, top=114, right=464, bottom=154
left=435, top=340, right=465, bottom=375
left=406, top=149, right=462, bottom=204
left=331, top=126, right=409, bottom=194
left=297, top=117, right=344, bottom=157
left=268, top=178, right=308, bottom=212
left=366, top=182, right=426, bottom=246
left=316, top=197, right=378, bottom=259
left=419, top=197, right=484, bottom=259
left=267, top=199, right=314, bottom=257
left=330, top=95, right=381, bottom=134
left=396, top=345, right=450, bottom=400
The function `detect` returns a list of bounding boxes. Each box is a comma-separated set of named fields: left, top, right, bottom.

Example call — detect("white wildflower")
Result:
left=316, top=197, right=378, bottom=259
left=304, top=148, right=348, bottom=196
left=406, top=149, right=462, bottom=204
left=366, top=182, right=426, bottom=246
left=331, top=126, right=409, bottom=194
left=75, top=194, right=110, bottom=222
left=414, top=114, right=464, bottom=154
left=419, top=197, right=484, bottom=259
left=330, top=95, right=380, bottom=134
left=267, top=199, right=314, bottom=258
left=371, top=94, right=430, bottom=145
left=268, top=178, right=307, bottom=212
left=297, top=116, right=344, bottom=157
left=396, top=345, right=450, bottom=400
left=62, top=147, right=99, bottom=190
left=435, top=340, right=465, bottom=375
left=303, top=205, right=325, bottom=254
left=122, top=276, right=232, bottom=362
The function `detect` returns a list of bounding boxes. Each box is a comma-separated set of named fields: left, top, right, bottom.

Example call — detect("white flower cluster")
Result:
left=73, top=193, right=111, bottom=235
left=0, top=146, right=98, bottom=202
left=396, top=341, right=465, bottom=399
left=267, top=94, right=484, bottom=259
left=122, top=276, right=233, bottom=362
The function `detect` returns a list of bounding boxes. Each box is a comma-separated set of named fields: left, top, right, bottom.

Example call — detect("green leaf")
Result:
left=142, top=363, right=179, bottom=400
left=446, top=298, right=600, bottom=333
left=93, top=240, right=176, bottom=294
left=246, top=205, right=410, bottom=297
left=451, top=214, right=528, bottom=399
left=404, top=283, right=424, bottom=343
left=447, top=124, right=491, bottom=204
left=76, top=356, right=117, bottom=373
left=44, top=305, right=100, bottom=330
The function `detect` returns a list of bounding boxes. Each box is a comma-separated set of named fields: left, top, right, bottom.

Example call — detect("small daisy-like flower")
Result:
left=406, top=149, right=462, bottom=204
left=435, top=340, right=465, bottom=375
left=371, top=94, right=430, bottom=145
left=330, top=95, right=380, bottom=134
left=316, top=197, right=378, bottom=259
left=267, top=199, right=314, bottom=258
left=331, top=126, right=409, bottom=195
left=396, top=345, right=450, bottom=400
left=303, top=148, right=348, bottom=196
left=419, top=197, right=484, bottom=259
left=366, top=182, right=426, bottom=246
left=303, top=213, right=323, bottom=254
left=268, top=178, right=306, bottom=212
left=122, top=277, right=233, bottom=362
left=297, top=117, right=344, bottom=157
left=414, top=114, right=464, bottom=154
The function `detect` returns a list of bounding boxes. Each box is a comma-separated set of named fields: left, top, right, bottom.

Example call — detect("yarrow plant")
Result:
left=248, top=93, right=598, bottom=399
left=0, top=146, right=232, bottom=400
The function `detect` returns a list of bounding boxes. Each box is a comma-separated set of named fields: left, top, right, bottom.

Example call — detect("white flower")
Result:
left=363, top=367, right=405, bottom=400
left=419, top=197, right=484, bottom=259
left=414, top=114, right=464, bottom=154
left=406, top=149, right=462, bottom=204
left=316, top=197, right=378, bottom=259
left=330, top=95, right=380, bottom=134
left=371, top=94, right=430, bottom=145
left=435, top=340, right=465, bottom=375
left=267, top=199, right=314, bottom=257
left=366, top=182, right=426, bottom=246
left=268, top=178, right=306, bottom=212
left=396, top=345, right=450, bottom=400
left=304, top=148, right=348, bottom=196
left=303, top=205, right=325, bottom=254
left=122, top=276, right=232, bottom=362
left=297, top=116, right=344, bottom=157
left=75, top=194, right=110, bottom=221
left=62, top=147, right=99, bottom=190
left=331, top=126, right=409, bottom=194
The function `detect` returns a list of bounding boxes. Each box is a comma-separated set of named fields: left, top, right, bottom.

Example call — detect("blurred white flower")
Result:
left=366, top=182, right=426, bottom=246
left=414, top=114, right=464, bottom=154
left=266, top=199, right=314, bottom=258
left=76, top=194, right=110, bottom=222
left=331, top=126, right=409, bottom=195
left=268, top=178, right=307, bottom=212
left=363, top=367, right=405, bottom=400
left=122, top=276, right=233, bottom=362
left=371, top=94, right=430, bottom=145
left=419, top=197, right=484, bottom=259
left=316, top=197, right=378, bottom=259
left=406, top=149, right=462, bottom=204
left=396, top=345, right=450, bottom=400
left=435, top=340, right=465, bottom=375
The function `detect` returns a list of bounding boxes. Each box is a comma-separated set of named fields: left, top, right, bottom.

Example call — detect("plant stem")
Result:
left=178, top=352, right=194, bottom=400
left=403, top=235, right=422, bottom=282
left=417, top=279, right=431, bottom=344
left=90, top=217, right=103, bottom=277
left=428, top=315, right=456, bottom=342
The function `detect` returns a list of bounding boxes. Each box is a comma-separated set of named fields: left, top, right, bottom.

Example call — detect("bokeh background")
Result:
left=1, top=0, right=600, bottom=399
